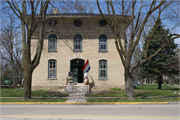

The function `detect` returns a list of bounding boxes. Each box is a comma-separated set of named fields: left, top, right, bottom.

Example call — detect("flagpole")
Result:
left=82, top=59, right=91, bottom=93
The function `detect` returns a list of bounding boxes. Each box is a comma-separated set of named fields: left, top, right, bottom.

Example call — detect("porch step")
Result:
left=66, top=85, right=89, bottom=93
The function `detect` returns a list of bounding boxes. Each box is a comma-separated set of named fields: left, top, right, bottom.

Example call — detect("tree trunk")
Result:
left=140, top=78, right=143, bottom=85
left=148, top=77, right=150, bottom=84
left=12, top=70, right=16, bottom=87
left=12, top=67, right=19, bottom=87
left=23, top=61, right=33, bottom=99
left=170, top=76, right=174, bottom=86
left=158, top=74, right=162, bottom=89
left=169, top=76, right=172, bottom=86
left=125, top=72, right=135, bottom=99
left=158, top=80, right=161, bottom=89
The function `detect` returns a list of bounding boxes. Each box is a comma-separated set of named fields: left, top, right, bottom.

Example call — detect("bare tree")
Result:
left=6, top=0, right=50, bottom=99
left=131, top=45, right=142, bottom=81
left=48, top=0, right=97, bottom=13
left=0, top=58, right=9, bottom=85
left=97, top=0, right=180, bottom=99
left=0, top=13, right=22, bottom=87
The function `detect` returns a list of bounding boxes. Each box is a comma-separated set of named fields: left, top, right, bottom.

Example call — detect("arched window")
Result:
left=74, top=34, right=82, bottom=52
left=99, top=34, right=107, bottom=52
left=99, top=60, right=107, bottom=78
left=48, top=59, right=57, bottom=78
left=48, top=34, right=57, bottom=52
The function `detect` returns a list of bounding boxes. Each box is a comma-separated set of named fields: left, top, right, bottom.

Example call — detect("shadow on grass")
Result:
left=161, top=88, right=179, bottom=90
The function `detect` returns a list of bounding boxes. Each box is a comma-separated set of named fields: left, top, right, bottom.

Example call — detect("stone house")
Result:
left=31, top=11, right=131, bottom=91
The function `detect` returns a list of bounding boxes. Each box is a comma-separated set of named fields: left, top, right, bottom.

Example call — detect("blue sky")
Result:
left=1, top=0, right=179, bottom=46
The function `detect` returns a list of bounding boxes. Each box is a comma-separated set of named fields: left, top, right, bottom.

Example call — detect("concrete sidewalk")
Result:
left=66, top=93, right=87, bottom=103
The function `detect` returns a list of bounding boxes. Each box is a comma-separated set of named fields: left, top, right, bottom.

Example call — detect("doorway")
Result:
left=70, top=59, right=85, bottom=83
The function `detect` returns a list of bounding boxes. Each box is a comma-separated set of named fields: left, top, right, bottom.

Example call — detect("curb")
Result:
left=0, top=102, right=170, bottom=105
left=168, top=101, right=180, bottom=104
left=1, top=96, right=179, bottom=99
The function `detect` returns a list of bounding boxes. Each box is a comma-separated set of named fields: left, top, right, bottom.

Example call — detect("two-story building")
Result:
left=31, top=10, right=131, bottom=91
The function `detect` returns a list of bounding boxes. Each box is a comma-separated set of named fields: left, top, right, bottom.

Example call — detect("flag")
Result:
left=82, top=59, right=90, bottom=73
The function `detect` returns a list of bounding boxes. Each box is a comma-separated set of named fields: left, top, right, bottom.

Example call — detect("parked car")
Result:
left=133, top=81, right=139, bottom=85
left=4, top=76, right=13, bottom=86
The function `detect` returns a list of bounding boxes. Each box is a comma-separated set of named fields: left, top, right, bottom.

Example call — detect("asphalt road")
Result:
left=0, top=104, right=180, bottom=120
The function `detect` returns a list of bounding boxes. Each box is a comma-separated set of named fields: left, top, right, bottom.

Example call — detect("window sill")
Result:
left=48, top=50, right=57, bottom=52
left=98, top=78, right=108, bottom=80
left=73, top=50, right=83, bottom=52
left=99, top=51, right=108, bottom=53
left=47, top=78, right=57, bottom=80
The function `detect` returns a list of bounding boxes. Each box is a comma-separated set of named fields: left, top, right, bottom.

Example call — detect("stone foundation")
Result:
left=32, top=84, right=64, bottom=91
left=32, top=84, right=125, bottom=92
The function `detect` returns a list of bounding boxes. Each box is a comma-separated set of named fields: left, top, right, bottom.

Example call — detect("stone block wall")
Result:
left=31, top=17, right=126, bottom=90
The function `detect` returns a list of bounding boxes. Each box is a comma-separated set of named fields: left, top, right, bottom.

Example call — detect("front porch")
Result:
left=66, top=83, right=89, bottom=93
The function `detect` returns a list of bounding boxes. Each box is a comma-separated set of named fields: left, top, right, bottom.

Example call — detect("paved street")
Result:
left=0, top=104, right=180, bottom=120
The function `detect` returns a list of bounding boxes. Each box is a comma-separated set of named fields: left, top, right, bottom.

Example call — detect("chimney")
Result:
left=53, top=8, right=58, bottom=14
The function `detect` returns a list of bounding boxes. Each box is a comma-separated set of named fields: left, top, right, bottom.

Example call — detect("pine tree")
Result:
left=139, top=19, right=178, bottom=89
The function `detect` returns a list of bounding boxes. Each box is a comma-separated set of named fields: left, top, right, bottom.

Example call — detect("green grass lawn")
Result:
left=85, top=91, right=127, bottom=97
left=86, top=85, right=179, bottom=97
left=87, top=98, right=179, bottom=102
left=0, top=98, right=67, bottom=102
left=1, top=88, right=69, bottom=97
left=1, top=85, right=179, bottom=102
left=135, top=85, right=179, bottom=97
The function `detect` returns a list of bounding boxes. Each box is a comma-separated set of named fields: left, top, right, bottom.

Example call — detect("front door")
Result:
left=73, top=68, right=78, bottom=83
left=70, top=59, right=85, bottom=83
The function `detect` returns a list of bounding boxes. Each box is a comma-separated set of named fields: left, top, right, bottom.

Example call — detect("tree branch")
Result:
left=106, top=0, right=114, bottom=31
left=131, top=34, right=180, bottom=72
left=110, top=0, right=126, bottom=57
left=32, top=1, right=50, bottom=69
left=134, top=0, right=143, bottom=31
left=6, top=1, right=21, bottom=19
left=115, top=38, right=126, bottom=67
left=97, top=0, right=113, bottom=30
left=131, top=1, right=165, bottom=54
left=145, top=10, right=161, bottom=58
left=121, top=0, right=128, bottom=53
